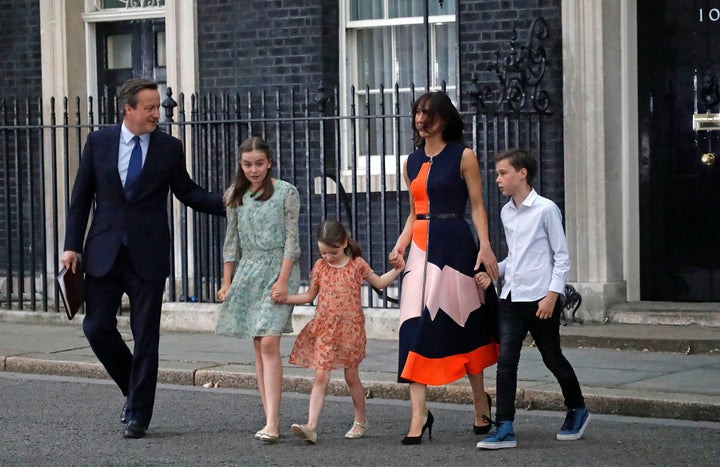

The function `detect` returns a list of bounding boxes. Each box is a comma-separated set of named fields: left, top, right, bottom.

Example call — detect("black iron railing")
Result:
left=0, top=18, right=554, bottom=313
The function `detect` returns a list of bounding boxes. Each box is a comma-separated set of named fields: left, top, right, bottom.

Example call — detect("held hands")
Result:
left=270, top=280, right=288, bottom=304
left=474, top=271, right=492, bottom=289
left=388, top=250, right=406, bottom=271
left=474, top=243, right=499, bottom=281
left=388, top=244, right=406, bottom=268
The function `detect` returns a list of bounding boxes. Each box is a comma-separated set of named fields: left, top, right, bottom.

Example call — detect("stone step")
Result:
left=606, top=302, right=720, bottom=327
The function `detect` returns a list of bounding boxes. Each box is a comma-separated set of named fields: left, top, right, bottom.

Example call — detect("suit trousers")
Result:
left=82, top=245, right=165, bottom=427
left=494, top=293, right=585, bottom=422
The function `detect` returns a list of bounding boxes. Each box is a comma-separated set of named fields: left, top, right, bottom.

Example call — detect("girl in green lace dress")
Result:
left=216, top=136, right=300, bottom=443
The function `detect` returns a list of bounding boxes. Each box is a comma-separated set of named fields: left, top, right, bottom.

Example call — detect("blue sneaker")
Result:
left=556, top=407, right=590, bottom=440
left=476, top=421, right=517, bottom=449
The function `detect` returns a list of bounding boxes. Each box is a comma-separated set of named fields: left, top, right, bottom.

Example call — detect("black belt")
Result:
left=416, top=213, right=461, bottom=220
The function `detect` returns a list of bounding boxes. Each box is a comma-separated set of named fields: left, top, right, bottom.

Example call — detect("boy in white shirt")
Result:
left=476, top=149, right=589, bottom=450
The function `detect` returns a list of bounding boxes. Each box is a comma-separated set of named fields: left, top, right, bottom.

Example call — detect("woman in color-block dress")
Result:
left=390, top=92, right=500, bottom=445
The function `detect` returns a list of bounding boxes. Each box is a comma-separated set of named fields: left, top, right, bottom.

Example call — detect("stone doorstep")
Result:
left=3, top=355, right=719, bottom=422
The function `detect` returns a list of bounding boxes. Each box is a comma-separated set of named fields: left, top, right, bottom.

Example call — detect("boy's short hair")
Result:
left=494, top=149, right=537, bottom=186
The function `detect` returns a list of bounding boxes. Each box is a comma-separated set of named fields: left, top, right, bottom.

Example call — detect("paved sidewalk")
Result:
left=1, top=314, right=719, bottom=422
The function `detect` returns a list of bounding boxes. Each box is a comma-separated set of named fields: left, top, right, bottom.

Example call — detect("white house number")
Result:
left=699, top=8, right=720, bottom=22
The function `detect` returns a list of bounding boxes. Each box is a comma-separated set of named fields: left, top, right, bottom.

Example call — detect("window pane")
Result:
left=429, top=0, right=455, bottom=16
left=389, top=0, right=415, bottom=18
left=155, top=30, right=166, bottom=67
left=356, top=28, right=393, bottom=88
left=106, top=34, right=132, bottom=69
left=389, top=0, right=456, bottom=18
left=356, top=93, right=380, bottom=157
left=349, top=0, right=383, bottom=20
left=433, top=23, right=455, bottom=88
left=396, top=25, right=426, bottom=88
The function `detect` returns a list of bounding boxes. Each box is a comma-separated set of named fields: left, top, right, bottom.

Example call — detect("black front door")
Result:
left=96, top=19, right=166, bottom=123
left=638, top=0, right=720, bottom=301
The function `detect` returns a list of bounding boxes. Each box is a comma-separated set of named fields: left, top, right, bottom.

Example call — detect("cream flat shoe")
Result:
left=344, top=420, right=369, bottom=439
left=257, top=431, right=279, bottom=443
left=291, top=423, right=317, bottom=444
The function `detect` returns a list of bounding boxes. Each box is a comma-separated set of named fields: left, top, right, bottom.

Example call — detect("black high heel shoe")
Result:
left=473, top=393, right=492, bottom=434
left=401, top=410, right=434, bottom=445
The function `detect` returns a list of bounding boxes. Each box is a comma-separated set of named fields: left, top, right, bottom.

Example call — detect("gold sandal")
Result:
left=344, top=420, right=369, bottom=439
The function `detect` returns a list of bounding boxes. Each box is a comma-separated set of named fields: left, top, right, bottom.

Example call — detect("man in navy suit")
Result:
left=60, top=78, right=225, bottom=439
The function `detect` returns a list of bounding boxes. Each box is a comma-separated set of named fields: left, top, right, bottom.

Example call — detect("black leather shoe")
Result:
left=123, top=420, right=147, bottom=439
left=120, top=402, right=128, bottom=424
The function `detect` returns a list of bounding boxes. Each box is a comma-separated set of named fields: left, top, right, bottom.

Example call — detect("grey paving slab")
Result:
left=623, top=367, right=720, bottom=395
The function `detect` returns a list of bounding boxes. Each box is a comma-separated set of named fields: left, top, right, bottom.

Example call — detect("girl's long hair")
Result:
left=226, top=136, right=275, bottom=207
left=317, top=220, right=362, bottom=259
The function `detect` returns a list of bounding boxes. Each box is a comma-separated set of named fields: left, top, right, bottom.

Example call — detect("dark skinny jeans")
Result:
left=495, top=293, right=585, bottom=422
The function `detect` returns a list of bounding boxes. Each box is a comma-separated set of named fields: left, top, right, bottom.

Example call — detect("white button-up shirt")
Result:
left=497, top=189, right=570, bottom=301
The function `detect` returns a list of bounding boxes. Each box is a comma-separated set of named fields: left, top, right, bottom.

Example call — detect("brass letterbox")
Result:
left=693, top=113, right=720, bottom=131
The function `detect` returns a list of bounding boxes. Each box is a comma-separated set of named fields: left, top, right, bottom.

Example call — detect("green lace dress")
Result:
left=216, top=179, right=300, bottom=338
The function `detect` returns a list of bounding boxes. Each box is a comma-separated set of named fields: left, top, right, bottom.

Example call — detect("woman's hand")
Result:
left=475, top=243, right=499, bottom=281
left=389, top=244, right=406, bottom=262
left=389, top=245, right=406, bottom=269
left=216, top=285, right=229, bottom=302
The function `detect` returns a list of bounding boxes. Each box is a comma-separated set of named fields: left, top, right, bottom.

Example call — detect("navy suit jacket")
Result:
left=64, top=125, right=224, bottom=280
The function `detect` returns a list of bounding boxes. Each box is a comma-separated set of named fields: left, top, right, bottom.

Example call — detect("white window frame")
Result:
left=330, top=0, right=457, bottom=194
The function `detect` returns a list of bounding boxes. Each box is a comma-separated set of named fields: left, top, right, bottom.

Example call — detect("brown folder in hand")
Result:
left=56, top=265, right=85, bottom=320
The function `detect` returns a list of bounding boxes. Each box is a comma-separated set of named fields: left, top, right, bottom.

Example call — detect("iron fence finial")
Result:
left=162, top=87, right=178, bottom=122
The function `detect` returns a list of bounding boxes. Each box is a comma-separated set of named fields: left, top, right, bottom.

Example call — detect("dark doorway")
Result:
left=638, top=0, right=720, bottom=301
left=96, top=19, right=166, bottom=123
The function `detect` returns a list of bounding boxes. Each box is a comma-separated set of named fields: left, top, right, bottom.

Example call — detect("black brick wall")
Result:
left=197, top=0, right=339, bottom=95
left=0, top=0, right=42, bottom=98
left=0, top=1, right=43, bottom=275
left=459, top=0, right=564, bottom=212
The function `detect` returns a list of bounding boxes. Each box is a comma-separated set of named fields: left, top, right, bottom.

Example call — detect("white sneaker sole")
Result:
left=556, top=413, right=591, bottom=441
left=477, top=439, right=517, bottom=449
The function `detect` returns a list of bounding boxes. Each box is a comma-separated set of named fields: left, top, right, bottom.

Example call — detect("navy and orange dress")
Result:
left=398, top=142, right=499, bottom=385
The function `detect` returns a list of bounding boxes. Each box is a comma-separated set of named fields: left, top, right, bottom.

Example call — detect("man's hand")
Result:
left=60, top=250, right=79, bottom=274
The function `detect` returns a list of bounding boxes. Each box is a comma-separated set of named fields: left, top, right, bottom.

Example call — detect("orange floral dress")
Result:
left=289, top=257, right=374, bottom=371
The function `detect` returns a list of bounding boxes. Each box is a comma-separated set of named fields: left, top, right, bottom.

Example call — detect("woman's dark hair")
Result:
left=226, top=136, right=275, bottom=207
left=411, top=91, right=464, bottom=146
left=317, top=220, right=362, bottom=259
left=494, top=148, right=537, bottom=186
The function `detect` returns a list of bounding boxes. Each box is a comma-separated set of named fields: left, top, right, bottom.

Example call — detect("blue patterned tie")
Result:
left=125, top=135, right=142, bottom=199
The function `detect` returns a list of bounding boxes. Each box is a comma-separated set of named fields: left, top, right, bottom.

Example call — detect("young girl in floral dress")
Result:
left=274, top=220, right=404, bottom=444
left=216, top=136, right=300, bottom=444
